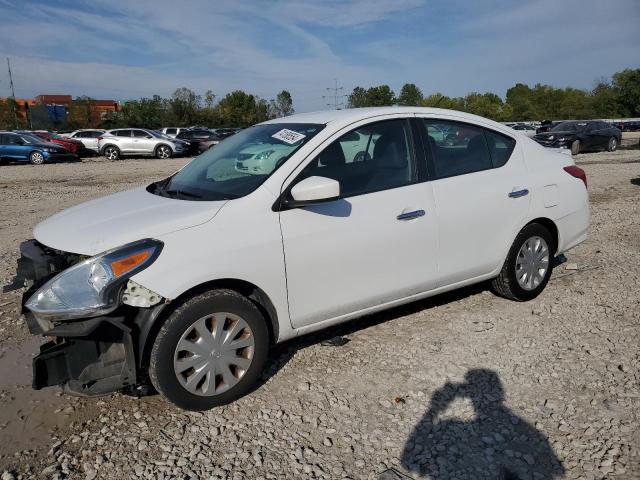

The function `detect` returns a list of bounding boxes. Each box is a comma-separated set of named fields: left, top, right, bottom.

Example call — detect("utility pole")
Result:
left=323, top=78, right=346, bottom=110
left=7, top=58, right=18, bottom=128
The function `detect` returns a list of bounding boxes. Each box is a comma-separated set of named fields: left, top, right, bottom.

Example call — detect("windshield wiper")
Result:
left=161, top=189, right=204, bottom=200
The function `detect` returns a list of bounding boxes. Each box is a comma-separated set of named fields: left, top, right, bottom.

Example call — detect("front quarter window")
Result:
left=150, top=123, right=324, bottom=201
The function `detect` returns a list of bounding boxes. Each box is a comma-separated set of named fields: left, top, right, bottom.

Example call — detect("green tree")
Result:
left=271, top=90, right=294, bottom=117
left=170, top=87, right=201, bottom=125
left=421, top=93, right=464, bottom=110
left=348, top=85, right=395, bottom=107
left=464, top=92, right=505, bottom=120
left=505, top=83, right=537, bottom=120
left=347, top=87, right=368, bottom=108
left=590, top=80, right=620, bottom=118
left=218, top=90, right=271, bottom=127
left=612, top=68, right=640, bottom=116
left=397, top=83, right=423, bottom=106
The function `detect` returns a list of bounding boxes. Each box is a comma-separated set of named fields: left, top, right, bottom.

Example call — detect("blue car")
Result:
left=0, top=131, right=78, bottom=165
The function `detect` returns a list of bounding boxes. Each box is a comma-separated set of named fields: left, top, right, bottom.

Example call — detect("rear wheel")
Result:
left=29, top=151, right=45, bottom=165
left=103, top=146, right=120, bottom=160
left=607, top=136, right=618, bottom=152
left=149, top=289, right=269, bottom=411
left=492, top=223, right=555, bottom=301
left=155, top=145, right=172, bottom=159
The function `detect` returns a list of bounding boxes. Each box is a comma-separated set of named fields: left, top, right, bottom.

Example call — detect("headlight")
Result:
left=254, top=150, right=275, bottom=160
left=547, top=136, right=554, bottom=140
left=43, top=147, right=57, bottom=153
left=25, top=239, right=162, bottom=321
left=557, top=137, right=567, bottom=142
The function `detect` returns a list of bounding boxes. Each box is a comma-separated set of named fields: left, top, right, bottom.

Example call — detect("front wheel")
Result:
left=149, top=289, right=269, bottom=411
left=491, top=223, right=555, bottom=301
left=29, top=151, right=45, bottom=165
left=570, top=140, right=581, bottom=155
left=607, top=137, right=618, bottom=152
left=155, top=145, right=172, bottom=159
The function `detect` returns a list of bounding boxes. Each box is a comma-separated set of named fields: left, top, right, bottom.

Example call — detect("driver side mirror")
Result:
left=286, top=176, right=340, bottom=208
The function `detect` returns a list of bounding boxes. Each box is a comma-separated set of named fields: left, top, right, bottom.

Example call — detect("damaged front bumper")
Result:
left=7, top=240, right=165, bottom=396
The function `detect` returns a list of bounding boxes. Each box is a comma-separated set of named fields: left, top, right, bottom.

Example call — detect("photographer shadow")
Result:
left=401, top=369, right=565, bottom=480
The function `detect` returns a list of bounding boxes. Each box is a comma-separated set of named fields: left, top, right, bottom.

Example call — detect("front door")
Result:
left=279, top=118, right=440, bottom=328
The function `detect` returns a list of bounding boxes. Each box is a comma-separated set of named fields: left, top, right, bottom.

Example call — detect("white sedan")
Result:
left=14, top=107, right=589, bottom=410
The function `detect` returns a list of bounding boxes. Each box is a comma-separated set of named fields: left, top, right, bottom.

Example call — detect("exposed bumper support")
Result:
left=31, top=315, right=138, bottom=396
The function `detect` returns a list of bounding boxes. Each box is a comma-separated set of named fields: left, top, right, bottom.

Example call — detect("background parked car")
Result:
left=510, top=124, right=537, bottom=138
left=534, top=121, right=622, bottom=154
left=175, top=129, right=223, bottom=154
left=0, top=131, right=78, bottom=164
left=160, top=127, right=191, bottom=138
left=213, top=128, right=241, bottom=139
left=98, top=128, right=187, bottom=160
left=29, top=131, right=89, bottom=157
left=62, top=129, right=106, bottom=153
left=536, top=120, right=563, bottom=134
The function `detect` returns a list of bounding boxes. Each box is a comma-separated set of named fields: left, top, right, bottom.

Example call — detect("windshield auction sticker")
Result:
left=272, top=129, right=306, bottom=144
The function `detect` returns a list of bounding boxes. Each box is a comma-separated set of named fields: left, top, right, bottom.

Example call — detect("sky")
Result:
left=0, top=0, right=639, bottom=112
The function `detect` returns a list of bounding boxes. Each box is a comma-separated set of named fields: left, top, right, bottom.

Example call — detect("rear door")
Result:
left=279, top=117, right=440, bottom=328
left=416, top=117, right=530, bottom=286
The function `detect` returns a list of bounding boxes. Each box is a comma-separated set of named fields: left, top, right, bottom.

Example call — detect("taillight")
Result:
left=97, top=136, right=103, bottom=141
left=564, top=165, right=587, bottom=188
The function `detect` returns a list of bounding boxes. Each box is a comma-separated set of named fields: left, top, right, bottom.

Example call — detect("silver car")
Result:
left=63, top=129, right=106, bottom=153
left=98, top=128, right=187, bottom=160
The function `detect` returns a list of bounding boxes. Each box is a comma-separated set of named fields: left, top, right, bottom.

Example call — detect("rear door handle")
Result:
left=397, top=209, right=425, bottom=221
left=508, top=189, right=529, bottom=198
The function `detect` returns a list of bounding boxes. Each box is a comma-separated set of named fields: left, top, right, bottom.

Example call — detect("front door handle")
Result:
left=397, top=209, right=425, bottom=221
left=508, top=189, right=529, bottom=198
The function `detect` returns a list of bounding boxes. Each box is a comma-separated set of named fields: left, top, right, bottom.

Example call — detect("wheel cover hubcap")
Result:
left=515, top=236, right=550, bottom=291
left=159, top=147, right=169, bottom=158
left=33, top=153, right=43, bottom=163
left=173, top=312, right=255, bottom=396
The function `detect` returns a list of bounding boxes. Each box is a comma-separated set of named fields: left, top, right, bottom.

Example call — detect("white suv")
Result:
left=98, top=128, right=186, bottom=159
left=12, top=107, right=589, bottom=410
left=62, top=129, right=106, bottom=152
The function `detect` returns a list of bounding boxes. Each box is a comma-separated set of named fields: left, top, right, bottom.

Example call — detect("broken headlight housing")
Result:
left=25, top=239, right=163, bottom=321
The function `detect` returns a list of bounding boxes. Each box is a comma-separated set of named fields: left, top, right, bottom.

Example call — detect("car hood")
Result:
left=34, top=186, right=227, bottom=255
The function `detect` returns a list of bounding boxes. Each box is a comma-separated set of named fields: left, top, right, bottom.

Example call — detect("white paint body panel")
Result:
left=32, top=107, right=589, bottom=343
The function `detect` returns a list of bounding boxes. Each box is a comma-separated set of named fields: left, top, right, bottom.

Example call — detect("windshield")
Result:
left=149, top=123, right=324, bottom=201
left=551, top=122, right=585, bottom=132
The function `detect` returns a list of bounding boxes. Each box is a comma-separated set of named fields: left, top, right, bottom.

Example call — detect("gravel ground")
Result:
left=0, top=149, right=639, bottom=479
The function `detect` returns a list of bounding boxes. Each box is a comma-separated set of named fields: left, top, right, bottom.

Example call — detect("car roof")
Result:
left=262, top=106, right=504, bottom=128
left=261, top=106, right=513, bottom=134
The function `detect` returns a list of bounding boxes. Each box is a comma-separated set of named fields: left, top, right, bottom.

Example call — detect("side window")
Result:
left=115, top=130, right=132, bottom=137
left=133, top=130, right=149, bottom=138
left=483, top=129, right=516, bottom=168
left=90, top=131, right=102, bottom=138
left=0, top=134, right=7, bottom=145
left=166, top=128, right=177, bottom=135
left=423, top=120, right=493, bottom=179
left=5, top=134, right=20, bottom=144
left=297, top=119, right=413, bottom=198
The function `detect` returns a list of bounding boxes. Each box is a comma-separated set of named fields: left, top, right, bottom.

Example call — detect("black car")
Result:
left=213, top=128, right=241, bottom=139
left=533, top=121, right=622, bottom=155
left=175, top=129, right=223, bottom=155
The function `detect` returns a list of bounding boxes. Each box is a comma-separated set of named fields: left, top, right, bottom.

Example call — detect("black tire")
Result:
left=491, top=223, right=555, bottom=301
left=570, top=140, right=580, bottom=155
left=607, top=136, right=618, bottom=152
left=103, top=145, right=120, bottom=160
left=155, top=144, right=173, bottom=159
left=29, top=151, right=45, bottom=165
left=149, top=289, right=269, bottom=411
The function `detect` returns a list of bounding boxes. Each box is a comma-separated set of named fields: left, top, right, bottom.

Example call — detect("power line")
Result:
left=322, top=78, right=347, bottom=110
left=6, top=58, right=18, bottom=128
